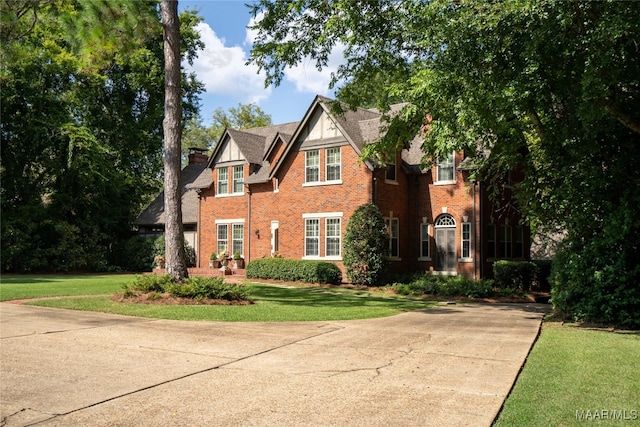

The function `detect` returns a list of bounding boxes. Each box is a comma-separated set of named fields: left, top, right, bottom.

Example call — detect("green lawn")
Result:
left=0, top=274, right=136, bottom=301
left=494, top=323, right=640, bottom=426
left=0, top=274, right=432, bottom=321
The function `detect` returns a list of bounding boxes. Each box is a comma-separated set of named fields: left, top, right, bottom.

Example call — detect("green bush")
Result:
left=246, top=258, right=342, bottom=285
left=123, top=275, right=250, bottom=301
left=390, top=274, right=494, bottom=298
left=532, top=260, right=552, bottom=291
left=493, top=260, right=538, bottom=291
left=343, top=203, right=389, bottom=286
left=166, top=277, right=249, bottom=301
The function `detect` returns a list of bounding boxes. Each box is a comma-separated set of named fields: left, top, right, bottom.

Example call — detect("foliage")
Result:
left=389, top=274, right=494, bottom=299
left=493, top=261, right=538, bottom=291
left=248, top=0, right=640, bottom=328
left=181, top=103, right=272, bottom=160
left=122, top=275, right=249, bottom=301
left=551, top=236, right=640, bottom=329
left=531, top=260, right=552, bottom=292
left=246, top=258, right=342, bottom=285
left=1, top=1, right=204, bottom=273
left=342, top=203, right=389, bottom=286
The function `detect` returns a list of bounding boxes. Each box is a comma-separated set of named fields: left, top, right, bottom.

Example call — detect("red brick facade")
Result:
left=195, top=96, right=530, bottom=280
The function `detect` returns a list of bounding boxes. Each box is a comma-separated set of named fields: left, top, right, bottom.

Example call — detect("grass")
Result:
left=0, top=274, right=136, bottom=301
left=1, top=275, right=433, bottom=321
left=494, top=323, right=640, bottom=426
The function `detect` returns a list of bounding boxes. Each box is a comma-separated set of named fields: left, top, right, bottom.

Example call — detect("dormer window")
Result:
left=436, top=152, right=455, bottom=184
left=385, top=158, right=397, bottom=182
left=233, top=165, right=244, bottom=194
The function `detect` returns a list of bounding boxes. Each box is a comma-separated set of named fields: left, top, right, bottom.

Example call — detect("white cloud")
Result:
left=185, top=22, right=271, bottom=104
left=245, top=13, right=346, bottom=97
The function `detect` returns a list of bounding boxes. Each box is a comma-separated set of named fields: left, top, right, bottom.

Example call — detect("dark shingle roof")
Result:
left=135, top=163, right=211, bottom=226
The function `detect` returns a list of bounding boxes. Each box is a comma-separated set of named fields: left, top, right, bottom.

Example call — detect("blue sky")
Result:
left=180, top=1, right=344, bottom=125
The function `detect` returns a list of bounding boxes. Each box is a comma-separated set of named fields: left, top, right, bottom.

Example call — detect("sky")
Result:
left=180, top=0, right=344, bottom=126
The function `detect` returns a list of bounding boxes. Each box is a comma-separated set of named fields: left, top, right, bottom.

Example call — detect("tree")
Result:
left=248, top=0, right=640, bottom=326
left=1, top=1, right=203, bottom=272
left=181, top=103, right=272, bottom=161
left=343, top=203, right=389, bottom=286
left=161, top=0, right=188, bottom=281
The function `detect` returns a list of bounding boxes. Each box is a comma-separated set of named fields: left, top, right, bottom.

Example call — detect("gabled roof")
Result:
left=135, top=163, right=211, bottom=226
left=207, top=122, right=300, bottom=169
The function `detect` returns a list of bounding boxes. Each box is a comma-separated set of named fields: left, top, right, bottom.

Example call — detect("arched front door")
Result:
left=435, top=214, right=456, bottom=273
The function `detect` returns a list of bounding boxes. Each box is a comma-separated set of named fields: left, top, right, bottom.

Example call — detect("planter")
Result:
left=209, top=260, right=221, bottom=268
left=233, top=259, right=244, bottom=269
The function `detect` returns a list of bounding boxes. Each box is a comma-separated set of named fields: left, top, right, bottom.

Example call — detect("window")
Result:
left=435, top=214, right=456, bottom=272
left=326, top=147, right=341, bottom=181
left=420, top=223, right=430, bottom=259
left=232, top=165, right=244, bottom=194
left=436, top=152, right=455, bottom=183
left=305, top=150, right=320, bottom=183
left=325, top=218, right=341, bottom=257
left=385, top=158, right=397, bottom=182
left=217, top=224, right=228, bottom=255
left=217, top=167, right=228, bottom=194
left=232, top=224, right=244, bottom=256
left=500, top=225, right=512, bottom=258
left=487, top=224, right=496, bottom=258
left=271, top=221, right=279, bottom=255
left=385, top=218, right=399, bottom=257
left=461, top=222, right=471, bottom=259
left=305, top=218, right=320, bottom=256
left=514, top=226, right=523, bottom=258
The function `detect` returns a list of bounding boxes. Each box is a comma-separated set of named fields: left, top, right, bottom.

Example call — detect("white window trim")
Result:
left=325, top=217, right=341, bottom=259
left=418, top=222, right=431, bottom=261
left=385, top=161, right=398, bottom=184
left=301, top=213, right=344, bottom=260
left=459, top=222, right=473, bottom=262
left=305, top=150, right=320, bottom=184
left=325, top=147, right=342, bottom=182
left=385, top=217, right=400, bottom=260
left=232, top=165, right=244, bottom=195
left=302, top=180, right=343, bottom=187
left=217, top=167, right=228, bottom=195
left=435, top=151, right=456, bottom=185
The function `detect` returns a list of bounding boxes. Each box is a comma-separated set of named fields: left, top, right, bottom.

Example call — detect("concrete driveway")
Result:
left=1, top=301, right=547, bottom=426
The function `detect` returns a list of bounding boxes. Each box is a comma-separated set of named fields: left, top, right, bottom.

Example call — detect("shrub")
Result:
left=124, top=274, right=173, bottom=293
left=166, top=277, right=249, bottom=301
left=532, top=260, right=553, bottom=291
left=390, top=274, right=493, bottom=298
left=493, top=260, right=538, bottom=291
left=246, top=258, right=342, bottom=285
left=343, top=203, right=389, bottom=286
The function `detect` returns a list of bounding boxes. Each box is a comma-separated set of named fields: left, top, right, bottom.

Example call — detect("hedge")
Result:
left=493, top=260, right=538, bottom=291
left=246, top=258, right=342, bottom=285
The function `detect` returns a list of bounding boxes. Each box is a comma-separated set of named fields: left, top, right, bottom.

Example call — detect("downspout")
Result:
left=472, top=181, right=477, bottom=280
left=246, top=184, right=251, bottom=264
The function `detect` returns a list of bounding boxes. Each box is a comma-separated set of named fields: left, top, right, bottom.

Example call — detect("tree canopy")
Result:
left=249, top=0, right=640, bottom=327
left=1, top=0, right=204, bottom=272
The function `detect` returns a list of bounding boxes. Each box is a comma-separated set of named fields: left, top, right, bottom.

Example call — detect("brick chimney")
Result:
left=188, top=147, right=209, bottom=165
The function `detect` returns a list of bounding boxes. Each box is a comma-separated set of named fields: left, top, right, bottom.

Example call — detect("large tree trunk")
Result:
left=161, top=0, right=188, bottom=281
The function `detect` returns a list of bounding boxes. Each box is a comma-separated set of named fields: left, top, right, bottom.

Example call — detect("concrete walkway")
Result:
left=0, top=301, right=547, bottom=426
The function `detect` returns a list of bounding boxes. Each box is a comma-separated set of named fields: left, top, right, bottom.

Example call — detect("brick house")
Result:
left=194, top=96, right=530, bottom=280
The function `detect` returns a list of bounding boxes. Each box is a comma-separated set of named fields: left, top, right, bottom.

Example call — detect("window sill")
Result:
left=434, top=180, right=456, bottom=186
left=418, top=257, right=432, bottom=262
left=302, top=256, right=342, bottom=261
left=458, top=257, right=473, bottom=263
left=431, top=271, right=458, bottom=276
left=385, top=179, right=399, bottom=185
left=215, top=193, right=244, bottom=198
left=302, top=180, right=343, bottom=187
left=386, top=256, right=402, bottom=262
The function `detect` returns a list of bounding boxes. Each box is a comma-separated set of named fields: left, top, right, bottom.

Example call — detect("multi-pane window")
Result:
left=487, top=224, right=496, bottom=258
left=232, top=165, right=244, bottom=193
left=461, top=223, right=471, bottom=259
left=420, top=223, right=430, bottom=258
left=325, top=218, right=341, bottom=257
left=232, top=224, right=244, bottom=256
left=305, top=218, right=320, bottom=256
left=436, top=152, right=455, bottom=182
left=500, top=225, right=512, bottom=258
left=305, top=150, right=320, bottom=183
left=326, top=148, right=341, bottom=181
left=385, top=158, right=397, bottom=182
left=514, top=226, right=523, bottom=258
left=385, top=218, right=399, bottom=257
left=217, top=224, right=228, bottom=255
left=217, top=167, right=228, bottom=194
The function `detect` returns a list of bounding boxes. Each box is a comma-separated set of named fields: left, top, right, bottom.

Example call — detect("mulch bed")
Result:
left=110, top=292, right=254, bottom=306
